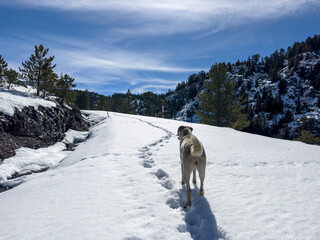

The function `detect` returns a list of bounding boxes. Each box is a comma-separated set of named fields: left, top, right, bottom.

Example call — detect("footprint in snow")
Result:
left=138, top=146, right=155, bottom=168
left=154, top=169, right=175, bottom=190
left=123, top=237, right=143, bottom=240
left=139, top=146, right=150, bottom=152
left=142, top=159, right=155, bottom=168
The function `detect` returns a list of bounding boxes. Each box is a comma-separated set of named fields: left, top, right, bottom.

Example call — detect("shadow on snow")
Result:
left=178, top=184, right=228, bottom=240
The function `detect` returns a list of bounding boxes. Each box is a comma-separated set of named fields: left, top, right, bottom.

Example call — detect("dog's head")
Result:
left=177, top=125, right=193, bottom=140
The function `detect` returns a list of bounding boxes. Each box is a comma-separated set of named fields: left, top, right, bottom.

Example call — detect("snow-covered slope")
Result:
left=0, top=111, right=319, bottom=240
left=0, top=87, right=56, bottom=116
left=168, top=49, right=320, bottom=141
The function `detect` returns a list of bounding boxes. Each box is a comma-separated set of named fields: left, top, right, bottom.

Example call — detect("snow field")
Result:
left=0, top=112, right=189, bottom=239
left=0, top=111, right=320, bottom=240
left=131, top=114, right=320, bottom=240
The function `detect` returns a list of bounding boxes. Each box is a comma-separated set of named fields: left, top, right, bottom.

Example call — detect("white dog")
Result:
left=177, top=126, right=206, bottom=208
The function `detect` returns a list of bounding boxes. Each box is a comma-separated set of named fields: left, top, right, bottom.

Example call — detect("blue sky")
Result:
left=0, top=0, right=319, bottom=95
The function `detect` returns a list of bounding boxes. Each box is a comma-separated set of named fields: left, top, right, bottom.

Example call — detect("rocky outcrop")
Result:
left=0, top=105, right=89, bottom=161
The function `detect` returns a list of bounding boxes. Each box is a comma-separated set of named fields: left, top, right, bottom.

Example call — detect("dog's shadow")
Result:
left=177, top=185, right=225, bottom=240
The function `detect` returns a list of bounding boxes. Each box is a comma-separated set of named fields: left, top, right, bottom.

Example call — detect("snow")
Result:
left=0, top=129, right=89, bottom=188
left=1, top=111, right=320, bottom=240
left=176, top=99, right=200, bottom=123
left=0, top=87, right=56, bottom=116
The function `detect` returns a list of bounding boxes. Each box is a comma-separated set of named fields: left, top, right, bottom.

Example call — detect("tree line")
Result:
left=3, top=36, right=318, bottom=144
left=0, top=44, right=75, bottom=104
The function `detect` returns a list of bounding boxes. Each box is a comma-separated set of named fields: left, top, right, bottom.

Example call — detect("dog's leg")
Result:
left=184, top=180, right=192, bottom=208
left=192, top=169, right=196, bottom=184
left=181, top=164, right=185, bottom=185
left=198, top=165, right=205, bottom=196
left=183, top=169, right=192, bottom=208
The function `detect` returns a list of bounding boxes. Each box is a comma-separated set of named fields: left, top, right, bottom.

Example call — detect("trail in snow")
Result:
left=120, top=114, right=226, bottom=240
left=2, top=111, right=319, bottom=239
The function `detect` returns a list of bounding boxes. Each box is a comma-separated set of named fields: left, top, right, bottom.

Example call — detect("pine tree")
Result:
left=4, top=68, right=25, bottom=89
left=0, top=55, right=8, bottom=86
left=293, top=130, right=320, bottom=145
left=122, top=89, right=134, bottom=113
left=75, top=90, right=90, bottom=109
left=55, top=73, right=76, bottom=104
left=98, top=95, right=106, bottom=110
left=198, top=70, right=207, bottom=86
left=42, top=68, right=58, bottom=98
left=196, top=63, right=228, bottom=126
left=19, top=44, right=56, bottom=97
left=231, top=95, right=250, bottom=130
left=196, top=63, right=248, bottom=129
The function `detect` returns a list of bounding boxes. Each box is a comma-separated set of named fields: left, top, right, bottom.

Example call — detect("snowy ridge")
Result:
left=0, top=87, right=56, bottom=116
left=0, top=111, right=320, bottom=239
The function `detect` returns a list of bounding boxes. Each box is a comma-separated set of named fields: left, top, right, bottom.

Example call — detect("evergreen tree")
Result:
left=19, top=44, right=56, bottom=97
left=296, top=97, right=302, bottom=114
left=252, top=54, right=260, bottom=66
left=122, top=89, right=134, bottom=113
left=198, top=70, right=207, bottom=85
left=310, top=61, right=320, bottom=90
left=4, top=68, right=25, bottom=89
left=55, top=73, right=76, bottom=104
left=140, top=91, right=162, bottom=116
left=196, top=63, right=248, bottom=129
left=42, top=68, right=58, bottom=98
left=75, top=90, right=90, bottom=109
left=293, top=130, right=320, bottom=145
left=278, top=78, right=287, bottom=95
left=187, top=74, right=199, bottom=86
left=98, top=95, right=106, bottom=110
left=0, top=55, right=8, bottom=86
left=231, top=95, right=250, bottom=131
left=196, top=63, right=227, bottom=126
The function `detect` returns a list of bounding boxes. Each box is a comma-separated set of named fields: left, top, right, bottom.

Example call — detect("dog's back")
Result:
left=189, top=134, right=203, bottom=157
left=180, top=130, right=204, bottom=160
left=180, top=129, right=206, bottom=166
left=178, top=125, right=206, bottom=207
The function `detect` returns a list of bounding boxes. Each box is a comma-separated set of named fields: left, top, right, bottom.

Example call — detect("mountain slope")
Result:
left=0, top=112, right=319, bottom=239
left=166, top=35, right=320, bottom=141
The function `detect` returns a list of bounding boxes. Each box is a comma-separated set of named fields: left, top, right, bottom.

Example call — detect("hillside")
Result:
left=0, top=111, right=319, bottom=239
left=71, top=35, right=320, bottom=143
left=0, top=86, right=89, bottom=161
left=166, top=35, right=320, bottom=141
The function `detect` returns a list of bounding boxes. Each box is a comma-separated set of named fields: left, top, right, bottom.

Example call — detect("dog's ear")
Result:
left=188, top=126, right=193, bottom=132
left=177, top=126, right=186, bottom=134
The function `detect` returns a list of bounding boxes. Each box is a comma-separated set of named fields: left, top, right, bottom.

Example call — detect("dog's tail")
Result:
left=190, top=136, right=203, bottom=156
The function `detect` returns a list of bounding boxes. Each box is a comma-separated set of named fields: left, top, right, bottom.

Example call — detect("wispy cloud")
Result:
left=1, top=0, right=319, bottom=95
left=4, top=0, right=320, bottom=36
left=1, top=32, right=194, bottom=93
left=58, top=49, right=200, bottom=73
left=132, top=83, right=177, bottom=94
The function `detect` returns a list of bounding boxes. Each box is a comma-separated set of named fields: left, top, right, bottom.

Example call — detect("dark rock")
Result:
left=0, top=104, right=89, bottom=162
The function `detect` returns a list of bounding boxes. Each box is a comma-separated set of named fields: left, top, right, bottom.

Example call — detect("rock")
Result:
left=0, top=104, right=89, bottom=162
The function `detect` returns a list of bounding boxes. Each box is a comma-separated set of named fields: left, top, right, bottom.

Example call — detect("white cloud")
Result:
left=1, top=33, right=195, bottom=92
left=132, top=83, right=177, bottom=94
left=4, top=0, right=319, bottom=36
left=2, top=0, right=319, bottom=94
left=54, top=47, right=201, bottom=74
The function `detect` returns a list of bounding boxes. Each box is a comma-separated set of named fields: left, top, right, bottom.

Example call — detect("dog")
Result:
left=177, top=125, right=206, bottom=208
